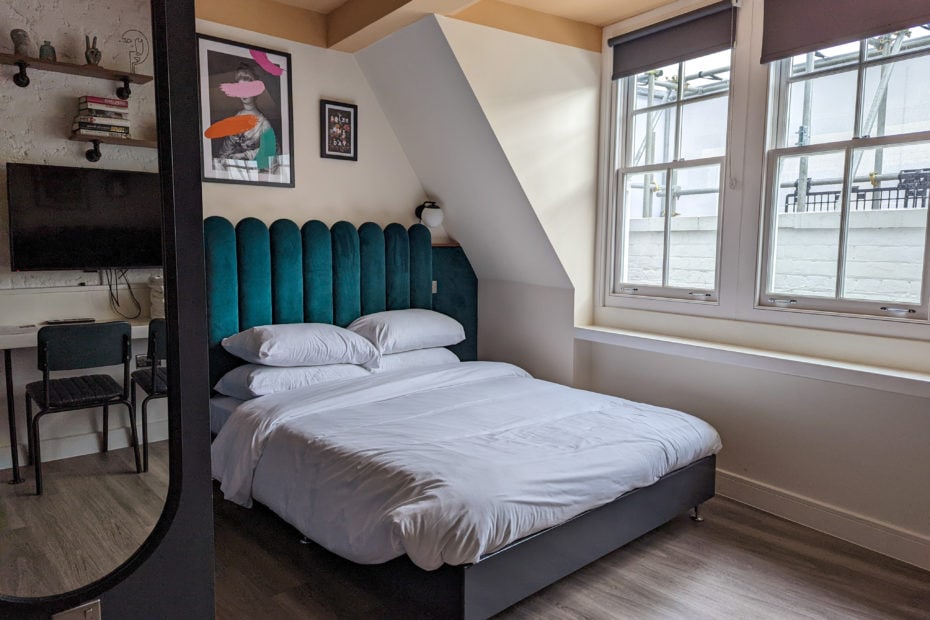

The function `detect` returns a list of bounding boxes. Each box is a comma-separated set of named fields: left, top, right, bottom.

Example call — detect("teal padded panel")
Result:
left=302, top=220, right=333, bottom=324
left=358, top=222, right=387, bottom=316
left=270, top=220, right=304, bottom=325
left=385, top=223, right=410, bottom=310
left=204, top=216, right=241, bottom=388
left=236, top=218, right=273, bottom=330
left=432, top=246, right=478, bottom=361
left=331, top=221, right=361, bottom=326
left=409, top=224, right=432, bottom=309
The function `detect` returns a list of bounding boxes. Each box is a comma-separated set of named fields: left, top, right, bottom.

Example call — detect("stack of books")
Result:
left=72, top=95, right=131, bottom=140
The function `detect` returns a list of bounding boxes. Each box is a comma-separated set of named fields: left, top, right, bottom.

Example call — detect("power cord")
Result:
left=104, top=268, right=142, bottom=319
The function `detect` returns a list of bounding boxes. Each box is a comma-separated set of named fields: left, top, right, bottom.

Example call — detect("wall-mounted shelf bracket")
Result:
left=13, top=61, right=30, bottom=87
left=85, top=140, right=102, bottom=162
left=116, top=76, right=132, bottom=100
left=69, top=134, right=157, bottom=162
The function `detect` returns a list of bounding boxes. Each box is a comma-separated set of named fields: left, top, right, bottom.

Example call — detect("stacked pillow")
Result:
left=214, top=309, right=466, bottom=399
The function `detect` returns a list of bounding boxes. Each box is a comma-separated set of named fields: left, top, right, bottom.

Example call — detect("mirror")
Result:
left=0, top=0, right=169, bottom=599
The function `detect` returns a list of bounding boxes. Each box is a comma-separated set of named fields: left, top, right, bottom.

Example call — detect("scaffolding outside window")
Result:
left=760, top=25, right=930, bottom=318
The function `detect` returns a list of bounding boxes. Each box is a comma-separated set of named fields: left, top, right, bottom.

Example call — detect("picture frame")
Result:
left=320, top=99, right=358, bottom=161
left=196, top=34, right=294, bottom=187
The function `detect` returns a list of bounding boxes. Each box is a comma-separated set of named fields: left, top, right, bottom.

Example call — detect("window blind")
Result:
left=761, top=0, right=930, bottom=63
left=608, top=0, right=736, bottom=81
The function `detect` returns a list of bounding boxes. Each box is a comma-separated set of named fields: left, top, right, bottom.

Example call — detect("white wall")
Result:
left=576, top=339, right=930, bottom=569
left=438, top=17, right=600, bottom=325
left=196, top=20, right=429, bottom=230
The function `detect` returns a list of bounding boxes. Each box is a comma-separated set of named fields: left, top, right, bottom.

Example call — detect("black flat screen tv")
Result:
left=7, top=162, right=162, bottom=271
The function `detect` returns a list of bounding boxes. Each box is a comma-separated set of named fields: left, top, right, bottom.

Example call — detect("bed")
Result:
left=205, top=216, right=720, bottom=619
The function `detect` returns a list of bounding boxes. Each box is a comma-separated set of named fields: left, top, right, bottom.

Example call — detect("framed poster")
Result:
left=197, top=34, right=294, bottom=187
left=320, top=99, right=358, bottom=161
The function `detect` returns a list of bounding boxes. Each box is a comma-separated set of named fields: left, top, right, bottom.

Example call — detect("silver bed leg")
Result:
left=689, top=504, right=705, bottom=522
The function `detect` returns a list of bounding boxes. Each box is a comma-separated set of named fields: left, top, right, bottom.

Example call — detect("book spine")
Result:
left=73, top=115, right=131, bottom=127
left=78, top=101, right=131, bottom=114
left=79, top=95, right=129, bottom=108
left=72, top=128, right=131, bottom=139
left=72, top=122, right=130, bottom=134
left=77, top=108, right=130, bottom=120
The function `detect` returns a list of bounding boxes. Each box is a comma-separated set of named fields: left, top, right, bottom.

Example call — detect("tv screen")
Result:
left=7, top=163, right=162, bottom=271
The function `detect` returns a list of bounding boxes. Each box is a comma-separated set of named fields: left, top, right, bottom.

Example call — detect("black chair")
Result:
left=25, top=321, right=141, bottom=495
left=131, top=318, right=167, bottom=472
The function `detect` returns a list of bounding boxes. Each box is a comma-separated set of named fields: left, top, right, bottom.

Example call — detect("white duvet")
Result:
left=212, top=361, right=721, bottom=570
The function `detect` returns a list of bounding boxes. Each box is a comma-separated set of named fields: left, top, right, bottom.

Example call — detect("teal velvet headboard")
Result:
left=204, top=216, right=477, bottom=388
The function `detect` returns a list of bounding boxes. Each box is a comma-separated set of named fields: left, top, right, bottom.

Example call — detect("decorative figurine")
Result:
left=38, top=40, right=56, bottom=62
left=10, top=29, right=32, bottom=56
left=85, top=35, right=101, bottom=65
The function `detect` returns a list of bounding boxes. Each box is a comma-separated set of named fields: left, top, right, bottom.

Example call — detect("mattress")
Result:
left=212, top=361, right=722, bottom=570
left=210, top=395, right=245, bottom=435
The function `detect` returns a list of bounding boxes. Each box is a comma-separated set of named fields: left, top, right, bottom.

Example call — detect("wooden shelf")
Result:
left=69, top=134, right=157, bottom=148
left=0, top=53, right=152, bottom=84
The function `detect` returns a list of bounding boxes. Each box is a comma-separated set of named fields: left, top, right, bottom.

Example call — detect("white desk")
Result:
left=1, top=320, right=149, bottom=483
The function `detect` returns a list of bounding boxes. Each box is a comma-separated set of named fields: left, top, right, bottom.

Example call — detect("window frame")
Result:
left=596, top=0, right=930, bottom=342
left=607, top=51, right=733, bottom=304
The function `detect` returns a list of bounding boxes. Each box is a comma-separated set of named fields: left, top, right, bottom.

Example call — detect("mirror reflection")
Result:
left=0, top=0, right=167, bottom=599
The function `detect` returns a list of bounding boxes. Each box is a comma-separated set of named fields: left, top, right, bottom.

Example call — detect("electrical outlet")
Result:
left=432, top=280, right=438, bottom=294
left=52, top=600, right=101, bottom=620
left=135, top=354, right=152, bottom=368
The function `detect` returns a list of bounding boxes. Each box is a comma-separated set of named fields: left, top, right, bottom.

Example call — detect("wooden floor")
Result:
left=213, top=493, right=930, bottom=619
left=0, top=441, right=168, bottom=598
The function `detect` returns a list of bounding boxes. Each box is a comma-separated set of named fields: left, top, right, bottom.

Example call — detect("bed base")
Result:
left=362, top=455, right=716, bottom=619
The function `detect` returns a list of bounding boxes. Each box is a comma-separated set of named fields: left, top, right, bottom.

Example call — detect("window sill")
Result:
left=575, top=325, right=930, bottom=398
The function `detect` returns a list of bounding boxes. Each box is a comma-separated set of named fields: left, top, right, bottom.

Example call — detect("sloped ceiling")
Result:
left=357, top=16, right=571, bottom=289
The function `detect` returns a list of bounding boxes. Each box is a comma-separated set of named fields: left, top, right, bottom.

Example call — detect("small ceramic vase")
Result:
left=10, top=29, right=32, bottom=56
left=38, top=40, right=56, bottom=62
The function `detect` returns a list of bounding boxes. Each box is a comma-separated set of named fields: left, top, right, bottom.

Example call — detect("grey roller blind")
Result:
left=609, top=0, right=736, bottom=81
left=761, top=0, right=930, bottom=63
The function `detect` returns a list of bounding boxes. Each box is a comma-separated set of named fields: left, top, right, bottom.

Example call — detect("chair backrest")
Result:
left=36, top=321, right=132, bottom=371
left=147, top=318, right=167, bottom=366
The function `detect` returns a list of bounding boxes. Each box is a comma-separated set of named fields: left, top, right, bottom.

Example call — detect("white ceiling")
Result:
left=272, top=0, right=676, bottom=26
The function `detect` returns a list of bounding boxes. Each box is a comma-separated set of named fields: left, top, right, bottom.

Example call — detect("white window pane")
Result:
left=790, top=42, right=859, bottom=76
left=787, top=71, right=857, bottom=145
left=632, top=63, right=679, bottom=111
left=630, top=108, right=677, bottom=166
left=667, top=165, right=720, bottom=289
left=680, top=96, right=728, bottom=159
left=770, top=152, right=846, bottom=298
left=843, top=143, right=930, bottom=303
left=866, top=27, right=930, bottom=60
left=861, top=55, right=930, bottom=138
left=619, top=170, right=667, bottom=287
left=682, top=50, right=731, bottom=101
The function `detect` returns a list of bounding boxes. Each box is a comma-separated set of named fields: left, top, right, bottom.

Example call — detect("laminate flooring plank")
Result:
left=213, top=493, right=930, bottom=619
left=0, top=441, right=169, bottom=598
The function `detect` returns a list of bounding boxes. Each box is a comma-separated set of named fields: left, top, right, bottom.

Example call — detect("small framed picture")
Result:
left=320, top=99, right=358, bottom=161
left=196, top=34, right=294, bottom=187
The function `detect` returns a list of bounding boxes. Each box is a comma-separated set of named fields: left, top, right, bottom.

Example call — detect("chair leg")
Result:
left=102, top=404, right=109, bottom=453
left=25, top=394, right=33, bottom=467
left=32, top=412, right=43, bottom=496
left=127, top=401, right=141, bottom=474
left=141, top=397, right=150, bottom=473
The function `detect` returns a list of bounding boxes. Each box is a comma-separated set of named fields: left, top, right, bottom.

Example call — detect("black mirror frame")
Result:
left=0, top=0, right=215, bottom=616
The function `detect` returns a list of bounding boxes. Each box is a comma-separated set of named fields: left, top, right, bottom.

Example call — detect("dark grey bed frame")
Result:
left=204, top=218, right=717, bottom=619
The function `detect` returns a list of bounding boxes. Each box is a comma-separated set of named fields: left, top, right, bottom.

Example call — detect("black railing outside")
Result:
left=784, top=169, right=930, bottom=213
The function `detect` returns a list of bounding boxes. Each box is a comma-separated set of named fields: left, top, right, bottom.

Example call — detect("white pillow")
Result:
left=348, top=309, right=465, bottom=355
left=221, top=323, right=379, bottom=367
left=214, top=363, right=370, bottom=400
left=372, top=347, right=460, bottom=373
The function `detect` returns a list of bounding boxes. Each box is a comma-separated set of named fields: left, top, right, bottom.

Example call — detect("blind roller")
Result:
left=761, top=0, right=930, bottom=63
left=608, top=1, right=736, bottom=81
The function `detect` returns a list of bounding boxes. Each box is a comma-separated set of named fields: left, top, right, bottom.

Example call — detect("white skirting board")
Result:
left=717, top=469, right=930, bottom=571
